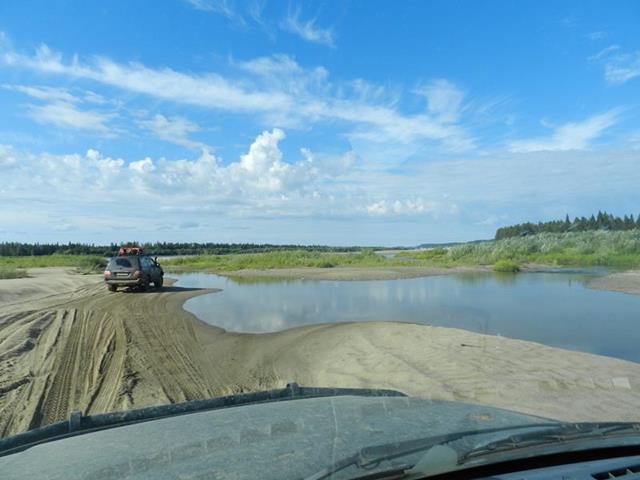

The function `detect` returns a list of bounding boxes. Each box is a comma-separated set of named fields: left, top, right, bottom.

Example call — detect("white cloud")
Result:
left=0, top=129, right=356, bottom=214
left=1, top=44, right=475, bottom=151
left=508, top=110, right=621, bottom=152
left=129, top=157, right=155, bottom=174
left=138, top=114, right=208, bottom=151
left=415, top=79, right=465, bottom=123
left=591, top=45, right=640, bottom=85
left=281, top=7, right=335, bottom=47
left=26, top=101, right=114, bottom=132
left=83, top=90, right=107, bottom=104
left=4, top=83, right=116, bottom=133
left=2, top=138, right=640, bottom=242
left=0, top=144, right=18, bottom=167
left=3, top=84, right=77, bottom=103
left=3, top=44, right=290, bottom=112
left=366, top=199, right=458, bottom=217
left=183, top=0, right=244, bottom=24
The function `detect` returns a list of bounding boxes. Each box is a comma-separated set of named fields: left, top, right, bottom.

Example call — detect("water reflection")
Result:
left=174, top=272, right=640, bottom=363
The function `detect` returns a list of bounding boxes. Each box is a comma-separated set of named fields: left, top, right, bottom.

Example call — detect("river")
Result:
left=173, top=270, right=640, bottom=363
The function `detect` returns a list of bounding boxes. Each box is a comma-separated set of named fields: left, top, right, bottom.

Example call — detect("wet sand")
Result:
left=587, top=270, right=640, bottom=295
left=1, top=268, right=639, bottom=438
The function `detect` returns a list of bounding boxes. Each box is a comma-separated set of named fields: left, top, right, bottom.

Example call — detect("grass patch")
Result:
left=0, top=267, right=28, bottom=279
left=164, top=249, right=408, bottom=271
left=493, top=259, right=521, bottom=273
left=0, top=255, right=107, bottom=273
left=404, top=248, right=448, bottom=261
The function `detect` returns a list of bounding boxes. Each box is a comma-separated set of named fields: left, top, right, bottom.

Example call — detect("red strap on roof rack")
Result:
left=118, top=247, right=144, bottom=256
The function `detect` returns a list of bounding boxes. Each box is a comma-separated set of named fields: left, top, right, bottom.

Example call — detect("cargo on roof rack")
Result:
left=118, top=247, right=143, bottom=256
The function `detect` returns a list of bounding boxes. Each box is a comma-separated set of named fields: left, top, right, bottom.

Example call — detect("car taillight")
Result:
left=133, top=270, right=141, bottom=278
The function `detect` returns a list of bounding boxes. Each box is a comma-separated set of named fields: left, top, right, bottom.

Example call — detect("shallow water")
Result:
left=173, top=271, right=640, bottom=363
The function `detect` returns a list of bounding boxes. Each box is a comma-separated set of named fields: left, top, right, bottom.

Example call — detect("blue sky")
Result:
left=1, top=1, right=639, bottom=245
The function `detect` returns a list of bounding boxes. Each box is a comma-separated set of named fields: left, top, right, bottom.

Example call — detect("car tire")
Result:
left=154, top=276, right=163, bottom=289
left=107, top=284, right=117, bottom=292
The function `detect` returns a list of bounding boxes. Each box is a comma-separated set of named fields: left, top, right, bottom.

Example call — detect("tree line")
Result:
left=0, top=242, right=368, bottom=257
left=495, top=211, right=640, bottom=240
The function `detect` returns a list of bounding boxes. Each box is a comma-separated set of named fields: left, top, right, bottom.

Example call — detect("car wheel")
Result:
left=154, top=276, right=163, bottom=289
left=107, top=284, right=117, bottom=292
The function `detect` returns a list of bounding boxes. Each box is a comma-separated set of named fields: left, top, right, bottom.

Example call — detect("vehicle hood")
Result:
left=0, top=395, right=548, bottom=480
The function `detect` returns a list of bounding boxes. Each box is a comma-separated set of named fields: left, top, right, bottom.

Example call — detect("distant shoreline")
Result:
left=183, top=265, right=492, bottom=281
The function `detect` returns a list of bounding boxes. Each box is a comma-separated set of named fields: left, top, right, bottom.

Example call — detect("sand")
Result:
left=220, top=265, right=491, bottom=281
left=1, top=267, right=640, bottom=438
left=587, top=270, right=640, bottom=295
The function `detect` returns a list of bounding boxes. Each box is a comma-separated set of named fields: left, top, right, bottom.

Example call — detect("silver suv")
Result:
left=103, top=255, right=164, bottom=292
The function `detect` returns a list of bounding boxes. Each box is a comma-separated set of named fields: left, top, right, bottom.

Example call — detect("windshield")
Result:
left=1, top=1, right=639, bottom=479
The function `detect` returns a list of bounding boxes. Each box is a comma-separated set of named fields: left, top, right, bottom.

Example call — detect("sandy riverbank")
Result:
left=219, top=265, right=491, bottom=281
left=587, top=270, right=640, bottom=295
left=1, top=268, right=640, bottom=438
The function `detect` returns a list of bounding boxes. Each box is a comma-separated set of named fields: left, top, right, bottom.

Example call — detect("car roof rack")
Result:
left=118, top=246, right=144, bottom=256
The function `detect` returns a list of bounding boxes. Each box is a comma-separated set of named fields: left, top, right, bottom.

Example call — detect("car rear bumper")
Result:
left=105, top=279, right=143, bottom=286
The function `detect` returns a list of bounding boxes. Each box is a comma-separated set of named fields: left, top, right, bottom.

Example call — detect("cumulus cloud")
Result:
left=2, top=137, right=640, bottom=243
left=366, top=199, right=459, bottom=217
left=129, top=157, right=155, bottom=174
left=0, top=129, right=356, bottom=214
left=508, top=110, right=621, bottom=152
left=281, top=7, right=335, bottom=47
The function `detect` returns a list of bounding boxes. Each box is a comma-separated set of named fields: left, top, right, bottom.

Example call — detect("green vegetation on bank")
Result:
left=401, top=230, right=640, bottom=269
left=493, top=259, right=521, bottom=273
left=495, top=211, right=640, bottom=240
left=0, top=255, right=107, bottom=273
left=0, top=267, right=28, bottom=279
left=164, top=250, right=410, bottom=271
left=2, top=228, right=638, bottom=275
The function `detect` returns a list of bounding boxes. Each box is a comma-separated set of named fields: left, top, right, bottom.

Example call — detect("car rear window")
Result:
left=109, top=258, right=134, bottom=268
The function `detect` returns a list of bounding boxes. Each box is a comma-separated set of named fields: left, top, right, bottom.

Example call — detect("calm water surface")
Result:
left=173, top=271, right=640, bottom=363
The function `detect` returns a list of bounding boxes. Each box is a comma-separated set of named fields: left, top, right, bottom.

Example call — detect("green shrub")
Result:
left=75, top=256, right=108, bottom=273
left=493, top=259, right=521, bottom=273
left=317, top=260, right=336, bottom=268
left=0, top=267, right=28, bottom=279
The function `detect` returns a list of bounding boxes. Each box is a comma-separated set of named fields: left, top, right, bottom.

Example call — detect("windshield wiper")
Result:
left=303, top=422, right=562, bottom=480
left=304, top=422, right=640, bottom=480
left=459, top=421, right=640, bottom=463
